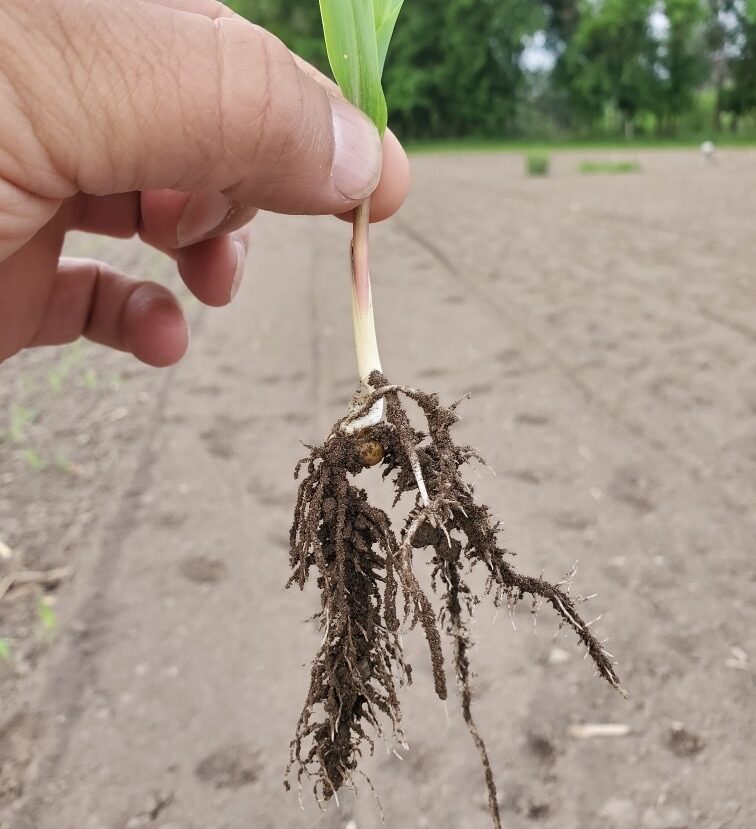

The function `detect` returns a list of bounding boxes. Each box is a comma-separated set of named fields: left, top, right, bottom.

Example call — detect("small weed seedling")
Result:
left=284, top=3, right=626, bottom=826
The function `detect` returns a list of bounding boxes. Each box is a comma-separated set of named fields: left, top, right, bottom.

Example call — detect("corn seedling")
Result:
left=526, top=152, right=550, bottom=176
left=22, top=448, right=47, bottom=472
left=37, top=596, right=58, bottom=637
left=47, top=370, right=64, bottom=393
left=579, top=160, right=640, bottom=174
left=284, top=4, right=626, bottom=826
left=9, top=404, right=36, bottom=445
left=47, top=340, right=86, bottom=393
left=83, top=368, right=98, bottom=391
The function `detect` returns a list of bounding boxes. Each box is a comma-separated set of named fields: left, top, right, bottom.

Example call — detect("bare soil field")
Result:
left=1, top=149, right=755, bottom=829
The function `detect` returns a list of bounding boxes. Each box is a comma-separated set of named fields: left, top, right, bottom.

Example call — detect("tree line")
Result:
left=227, top=0, right=756, bottom=140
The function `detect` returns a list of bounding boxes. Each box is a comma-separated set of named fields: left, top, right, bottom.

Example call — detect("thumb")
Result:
left=3, top=0, right=383, bottom=216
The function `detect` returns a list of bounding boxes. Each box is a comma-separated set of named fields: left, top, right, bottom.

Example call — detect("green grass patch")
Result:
left=579, top=160, right=640, bottom=174
left=526, top=152, right=550, bottom=177
left=404, top=134, right=756, bottom=155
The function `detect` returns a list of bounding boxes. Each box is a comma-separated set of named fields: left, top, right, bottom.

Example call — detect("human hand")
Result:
left=0, top=0, right=410, bottom=367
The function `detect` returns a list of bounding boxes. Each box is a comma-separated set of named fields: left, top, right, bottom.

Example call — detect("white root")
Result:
left=343, top=397, right=385, bottom=435
left=410, top=452, right=430, bottom=506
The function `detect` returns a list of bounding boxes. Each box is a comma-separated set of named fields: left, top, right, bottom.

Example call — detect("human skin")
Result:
left=0, top=0, right=410, bottom=367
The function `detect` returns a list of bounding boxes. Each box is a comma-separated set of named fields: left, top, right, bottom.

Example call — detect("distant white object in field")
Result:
left=701, top=140, right=716, bottom=164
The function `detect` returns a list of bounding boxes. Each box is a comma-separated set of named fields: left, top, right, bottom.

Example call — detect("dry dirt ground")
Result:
left=1, top=149, right=755, bottom=829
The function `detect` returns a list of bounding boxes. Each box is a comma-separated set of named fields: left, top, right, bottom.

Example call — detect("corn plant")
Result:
left=526, top=151, right=550, bottom=176
left=580, top=159, right=640, bottom=174
left=284, top=3, right=626, bottom=825
left=318, top=0, right=404, bottom=432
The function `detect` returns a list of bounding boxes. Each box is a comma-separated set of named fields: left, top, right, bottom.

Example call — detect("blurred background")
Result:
left=230, top=0, right=756, bottom=144
left=1, top=3, right=755, bottom=829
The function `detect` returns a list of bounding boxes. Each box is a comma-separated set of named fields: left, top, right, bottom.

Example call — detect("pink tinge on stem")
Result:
left=351, top=205, right=372, bottom=316
left=350, top=198, right=382, bottom=384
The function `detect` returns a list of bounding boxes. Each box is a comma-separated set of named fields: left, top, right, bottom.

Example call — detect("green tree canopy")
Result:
left=653, top=0, right=709, bottom=129
left=228, top=0, right=543, bottom=139
left=557, top=0, right=658, bottom=127
left=227, top=0, right=756, bottom=139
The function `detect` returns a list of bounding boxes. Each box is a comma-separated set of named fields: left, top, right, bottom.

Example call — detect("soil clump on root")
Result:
left=285, top=372, right=626, bottom=827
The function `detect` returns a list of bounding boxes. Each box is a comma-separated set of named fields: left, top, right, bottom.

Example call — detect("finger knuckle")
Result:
left=219, top=21, right=307, bottom=169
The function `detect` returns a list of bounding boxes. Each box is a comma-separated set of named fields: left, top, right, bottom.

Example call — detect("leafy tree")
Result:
left=722, top=0, right=756, bottom=125
left=704, top=0, right=740, bottom=128
left=653, top=0, right=709, bottom=131
left=380, top=1, right=446, bottom=137
left=542, top=0, right=580, bottom=44
left=436, top=0, right=545, bottom=137
left=557, top=0, right=658, bottom=130
left=384, top=0, right=546, bottom=138
left=225, top=0, right=754, bottom=140
left=230, top=0, right=543, bottom=139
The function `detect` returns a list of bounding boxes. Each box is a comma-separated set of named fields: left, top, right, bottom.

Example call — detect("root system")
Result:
left=285, top=372, right=626, bottom=827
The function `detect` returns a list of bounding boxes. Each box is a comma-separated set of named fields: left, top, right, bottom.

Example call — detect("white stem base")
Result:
left=351, top=199, right=382, bottom=385
left=343, top=398, right=385, bottom=435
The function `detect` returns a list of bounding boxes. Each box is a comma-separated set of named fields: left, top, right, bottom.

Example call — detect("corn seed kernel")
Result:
left=358, top=440, right=384, bottom=467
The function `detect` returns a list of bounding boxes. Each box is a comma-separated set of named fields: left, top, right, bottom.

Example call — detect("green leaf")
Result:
left=319, top=0, right=388, bottom=134
left=0, top=638, right=10, bottom=661
left=373, top=0, right=404, bottom=75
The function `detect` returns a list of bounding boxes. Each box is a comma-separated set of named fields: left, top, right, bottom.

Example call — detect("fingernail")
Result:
left=177, top=191, right=233, bottom=247
left=331, top=97, right=383, bottom=201
left=230, top=240, right=246, bottom=302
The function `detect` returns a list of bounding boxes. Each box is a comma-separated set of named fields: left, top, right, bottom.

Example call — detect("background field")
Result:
left=1, top=149, right=755, bottom=829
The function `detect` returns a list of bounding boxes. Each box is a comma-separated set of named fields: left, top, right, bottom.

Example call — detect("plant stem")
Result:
left=351, top=198, right=382, bottom=383
left=344, top=198, right=384, bottom=435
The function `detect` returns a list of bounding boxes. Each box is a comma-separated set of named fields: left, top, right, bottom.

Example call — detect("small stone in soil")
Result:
left=666, top=722, right=705, bottom=757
